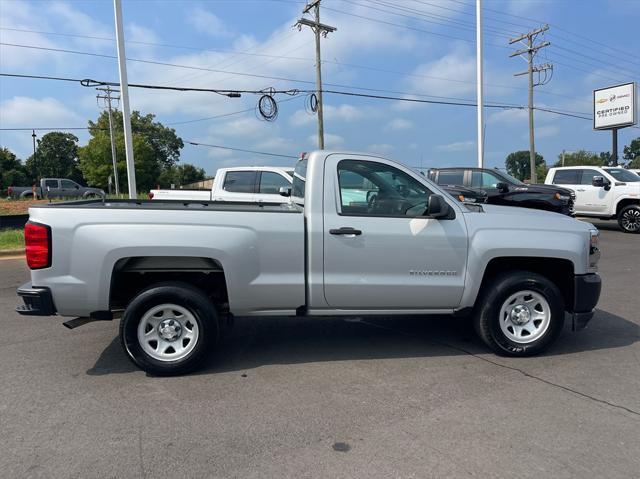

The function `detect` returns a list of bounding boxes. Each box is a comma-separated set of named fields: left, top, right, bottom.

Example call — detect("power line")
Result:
left=185, top=141, right=298, bottom=159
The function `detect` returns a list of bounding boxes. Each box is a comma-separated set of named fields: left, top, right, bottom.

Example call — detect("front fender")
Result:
left=459, top=227, right=587, bottom=309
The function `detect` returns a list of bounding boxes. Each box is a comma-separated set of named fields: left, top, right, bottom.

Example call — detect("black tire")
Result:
left=474, top=271, right=565, bottom=356
left=617, top=205, right=640, bottom=234
left=120, top=281, right=218, bottom=375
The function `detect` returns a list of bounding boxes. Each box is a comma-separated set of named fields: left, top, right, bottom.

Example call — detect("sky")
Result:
left=1, top=0, right=639, bottom=177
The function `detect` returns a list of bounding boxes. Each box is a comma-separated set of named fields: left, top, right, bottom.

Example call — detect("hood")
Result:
left=507, top=183, right=573, bottom=195
left=465, top=203, right=594, bottom=233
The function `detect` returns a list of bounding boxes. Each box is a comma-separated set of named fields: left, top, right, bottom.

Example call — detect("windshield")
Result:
left=605, top=168, right=640, bottom=182
left=493, top=169, right=525, bottom=185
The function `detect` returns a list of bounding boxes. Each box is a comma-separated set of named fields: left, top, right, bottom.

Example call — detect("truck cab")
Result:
left=149, top=166, right=293, bottom=203
left=545, top=166, right=640, bottom=233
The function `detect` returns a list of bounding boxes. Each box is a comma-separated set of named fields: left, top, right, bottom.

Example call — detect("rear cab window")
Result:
left=552, top=170, right=580, bottom=185
left=436, top=170, right=465, bottom=185
left=223, top=171, right=257, bottom=193
left=44, top=179, right=59, bottom=189
left=291, top=158, right=307, bottom=204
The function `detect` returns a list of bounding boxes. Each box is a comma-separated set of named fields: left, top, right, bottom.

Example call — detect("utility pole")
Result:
left=476, top=0, right=484, bottom=168
left=96, top=86, right=121, bottom=196
left=113, top=0, right=137, bottom=198
left=31, top=130, right=40, bottom=183
left=612, top=128, right=618, bottom=166
left=509, top=25, right=552, bottom=184
left=296, top=0, right=336, bottom=150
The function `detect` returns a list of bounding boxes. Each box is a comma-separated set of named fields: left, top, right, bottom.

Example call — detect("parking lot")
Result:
left=0, top=219, right=638, bottom=478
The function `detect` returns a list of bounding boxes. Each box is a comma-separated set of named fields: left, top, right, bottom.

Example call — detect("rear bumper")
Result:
left=16, top=282, right=56, bottom=316
left=571, top=273, right=601, bottom=331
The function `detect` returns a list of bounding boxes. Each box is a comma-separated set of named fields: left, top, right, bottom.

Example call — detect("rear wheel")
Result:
left=474, top=271, right=565, bottom=356
left=120, top=282, right=218, bottom=375
left=618, top=205, right=640, bottom=233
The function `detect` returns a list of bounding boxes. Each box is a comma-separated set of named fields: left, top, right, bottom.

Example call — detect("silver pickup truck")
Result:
left=17, top=151, right=602, bottom=375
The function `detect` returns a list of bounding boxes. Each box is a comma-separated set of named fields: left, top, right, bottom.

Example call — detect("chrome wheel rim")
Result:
left=137, top=304, right=199, bottom=361
left=499, top=290, right=551, bottom=344
left=621, top=209, right=640, bottom=232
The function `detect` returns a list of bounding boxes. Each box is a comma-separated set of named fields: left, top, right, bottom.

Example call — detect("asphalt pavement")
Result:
left=0, top=218, right=638, bottom=478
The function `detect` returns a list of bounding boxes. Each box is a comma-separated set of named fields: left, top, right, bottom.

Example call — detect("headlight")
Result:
left=555, top=193, right=571, bottom=201
left=588, top=229, right=600, bottom=270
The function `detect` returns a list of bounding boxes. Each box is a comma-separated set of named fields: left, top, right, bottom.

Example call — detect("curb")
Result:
left=0, top=248, right=25, bottom=258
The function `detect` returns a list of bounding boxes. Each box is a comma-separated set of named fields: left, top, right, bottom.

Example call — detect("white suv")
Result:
left=545, top=166, right=640, bottom=233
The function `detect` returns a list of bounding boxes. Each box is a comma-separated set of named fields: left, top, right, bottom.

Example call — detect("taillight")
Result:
left=25, top=221, right=51, bottom=269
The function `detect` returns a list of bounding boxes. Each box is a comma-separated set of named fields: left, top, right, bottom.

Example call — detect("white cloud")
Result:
left=488, top=108, right=528, bottom=124
left=386, top=118, right=413, bottom=131
left=0, top=96, right=84, bottom=126
left=186, top=7, right=232, bottom=37
left=289, top=104, right=363, bottom=127
left=308, top=133, right=344, bottom=149
left=366, top=143, right=394, bottom=154
left=406, top=45, right=476, bottom=97
left=435, top=141, right=476, bottom=152
left=526, top=125, right=559, bottom=140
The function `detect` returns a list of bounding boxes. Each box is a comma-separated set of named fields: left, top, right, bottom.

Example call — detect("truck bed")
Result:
left=30, top=198, right=300, bottom=214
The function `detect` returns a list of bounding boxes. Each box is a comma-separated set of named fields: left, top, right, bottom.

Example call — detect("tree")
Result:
left=158, top=164, right=207, bottom=188
left=623, top=137, right=640, bottom=167
left=79, top=110, right=184, bottom=193
left=25, top=132, right=82, bottom=182
left=554, top=150, right=603, bottom=167
left=505, top=150, right=544, bottom=181
left=0, top=147, right=28, bottom=194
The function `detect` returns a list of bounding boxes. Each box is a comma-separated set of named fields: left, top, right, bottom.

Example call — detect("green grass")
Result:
left=0, top=229, right=25, bottom=251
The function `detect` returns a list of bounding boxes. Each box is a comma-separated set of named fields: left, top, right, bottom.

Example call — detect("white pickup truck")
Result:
left=17, top=151, right=601, bottom=375
left=149, top=166, right=293, bottom=203
left=545, top=166, right=640, bottom=233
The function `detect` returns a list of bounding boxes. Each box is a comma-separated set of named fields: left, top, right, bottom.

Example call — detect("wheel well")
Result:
left=109, top=256, right=229, bottom=312
left=616, top=199, right=640, bottom=216
left=479, top=257, right=575, bottom=310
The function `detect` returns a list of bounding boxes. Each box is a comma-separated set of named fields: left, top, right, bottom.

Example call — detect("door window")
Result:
left=258, top=172, right=290, bottom=194
left=44, top=180, right=58, bottom=189
left=471, top=171, right=501, bottom=188
left=337, top=160, right=432, bottom=217
left=61, top=180, right=77, bottom=189
left=436, top=170, right=465, bottom=185
left=580, top=169, right=603, bottom=185
left=223, top=171, right=256, bottom=193
left=552, top=170, right=580, bottom=185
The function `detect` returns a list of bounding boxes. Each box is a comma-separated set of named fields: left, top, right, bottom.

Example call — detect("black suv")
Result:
left=425, top=167, right=575, bottom=215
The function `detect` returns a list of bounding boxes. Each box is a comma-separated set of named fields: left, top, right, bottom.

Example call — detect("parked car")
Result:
left=7, top=178, right=105, bottom=200
left=149, top=167, right=294, bottom=203
left=425, top=167, right=575, bottom=215
left=16, top=150, right=601, bottom=375
left=545, top=166, right=640, bottom=233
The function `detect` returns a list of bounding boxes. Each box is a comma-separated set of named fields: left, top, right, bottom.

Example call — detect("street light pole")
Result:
left=113, top=0, right=137, bottom=198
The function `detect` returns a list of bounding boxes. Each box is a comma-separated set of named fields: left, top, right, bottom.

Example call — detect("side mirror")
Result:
left=279, top=186, right=291, bottom=197
left=592, top=176, right=605, bottom=187
left=426, top=194, right=450, bottom=218
left=75, top=185, right=80, bottom=189
left=496, top=182, right=509, bottom=193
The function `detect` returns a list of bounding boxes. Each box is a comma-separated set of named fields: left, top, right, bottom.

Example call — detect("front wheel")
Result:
left=120, top=282, right=218, bottom=375
left=618, top=205, right=640, bottom=233
left=474, top=271, right=565, bottom=356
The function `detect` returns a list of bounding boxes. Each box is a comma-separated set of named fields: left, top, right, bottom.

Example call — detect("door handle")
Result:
left=329, top=227, right=362, bottom=236
left=576, top=188, right=586, bottom=192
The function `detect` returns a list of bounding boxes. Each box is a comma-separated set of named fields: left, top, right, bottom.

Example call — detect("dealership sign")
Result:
left=593, top=82, right=637, bottom=130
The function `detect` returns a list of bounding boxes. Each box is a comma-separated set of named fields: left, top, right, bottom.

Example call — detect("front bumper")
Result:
left=571, top=273, right=601, bottom=331
left=16, top=282, right=56, bottom=316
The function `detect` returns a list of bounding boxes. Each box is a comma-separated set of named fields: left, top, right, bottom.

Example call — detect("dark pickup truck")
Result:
left=425, top=167, right=575, bottom=216
left=7, top=178, right=105, bottom=200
